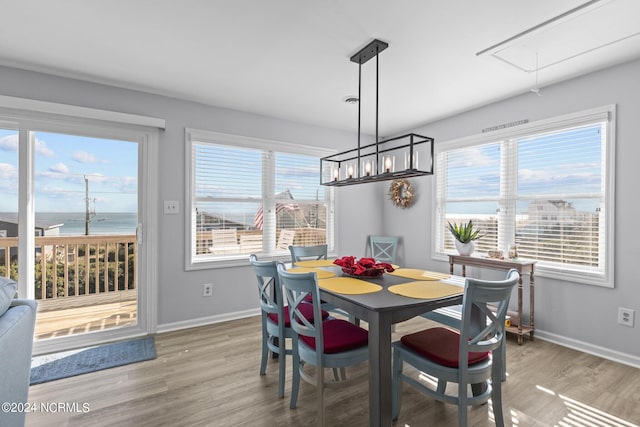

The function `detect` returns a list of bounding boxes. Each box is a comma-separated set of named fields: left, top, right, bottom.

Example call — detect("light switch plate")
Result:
left=164, top=200, right=179, bottom=214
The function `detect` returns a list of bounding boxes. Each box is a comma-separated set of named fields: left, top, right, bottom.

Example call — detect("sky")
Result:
left=444, top=124, right=603, bottom=215
left=0, top=129, right=138, bottom=213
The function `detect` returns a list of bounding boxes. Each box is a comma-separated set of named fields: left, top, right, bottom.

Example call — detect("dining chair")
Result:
left=392, top=269, right=520, bottom=427
left=288, top=244, right=356, bottom=322
left=239, top=233, right=263, bottom=253
left=249, top=254, right=329, bottom=398
left=368, top=235, right=399, bottom=264
left=277, top=264, right=369, bottom=426
left=210, top=228, right=240, bottom=254
left=288, top=244, right=328, bottom=263
left=277, top=229, right=296, bottom=250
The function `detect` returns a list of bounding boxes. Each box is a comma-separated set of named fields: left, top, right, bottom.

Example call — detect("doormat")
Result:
left=30, top=336, right=156, bottom=385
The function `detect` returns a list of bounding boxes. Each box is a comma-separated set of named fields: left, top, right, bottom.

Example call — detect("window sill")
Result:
left=186, top=253, right=291, bottom=270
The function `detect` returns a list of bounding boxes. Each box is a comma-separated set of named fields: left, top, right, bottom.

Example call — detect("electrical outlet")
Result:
left=203, top=283, right=213, bottom=297
left=164, top=200, right=179, bottom=214
left=618, top=307, right=634, bottom=327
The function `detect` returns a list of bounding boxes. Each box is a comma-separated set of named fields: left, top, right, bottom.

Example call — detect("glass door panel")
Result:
left=33, top=131, right=139, bottom=341
left=0, top=128, right=19, bottom=281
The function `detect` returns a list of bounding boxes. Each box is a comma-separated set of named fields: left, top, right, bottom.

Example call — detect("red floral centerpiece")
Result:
left=333, top=256, right=395, bottom=278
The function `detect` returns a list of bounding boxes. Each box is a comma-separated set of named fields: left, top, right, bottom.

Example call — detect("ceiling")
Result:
left=2, top=0, right=640, bottom=135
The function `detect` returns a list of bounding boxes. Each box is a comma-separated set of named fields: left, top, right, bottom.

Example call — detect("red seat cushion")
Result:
left=267, top=303, right=329, bottom=327
left=401, top=327, right=490, bottom=368
left=300, top=319, right=368, bottom=354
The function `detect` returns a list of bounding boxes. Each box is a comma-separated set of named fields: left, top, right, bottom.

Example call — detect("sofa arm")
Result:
left=0, top=299, right=37, bottom=427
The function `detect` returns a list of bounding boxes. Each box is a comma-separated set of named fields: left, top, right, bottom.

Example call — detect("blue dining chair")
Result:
left=289, top=244, right=328, bottom=263
left=288, top=244, right=349, bottom=318
left=249, top=254, right=329, bottom=398
left=368, top=235, right=399, bottom=264
left=392, top=269, right=520, bottom=427
left=277, top=263, right=369, bottom=426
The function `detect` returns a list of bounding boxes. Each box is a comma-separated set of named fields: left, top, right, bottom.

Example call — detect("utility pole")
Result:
left=84, top=175, right=90, bottom=235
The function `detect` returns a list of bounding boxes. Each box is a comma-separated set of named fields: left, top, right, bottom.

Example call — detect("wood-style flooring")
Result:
left=26, top=315, right=640, bottom=426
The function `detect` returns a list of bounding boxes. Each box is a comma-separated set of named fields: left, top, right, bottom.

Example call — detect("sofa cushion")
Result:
left=0, top=277, right=18, bottom=317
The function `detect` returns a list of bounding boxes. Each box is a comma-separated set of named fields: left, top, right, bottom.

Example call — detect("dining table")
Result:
left=292, top=260, right=472, bottom=427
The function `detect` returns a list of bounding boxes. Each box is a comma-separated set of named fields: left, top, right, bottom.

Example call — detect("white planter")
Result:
left=455, top=240, right=475, bottom=256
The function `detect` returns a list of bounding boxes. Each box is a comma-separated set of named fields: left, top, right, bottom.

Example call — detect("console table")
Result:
left=449, top=255, right=536, bottom=344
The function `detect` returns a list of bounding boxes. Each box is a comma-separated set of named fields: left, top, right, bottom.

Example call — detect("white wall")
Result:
left=383, top=59, right=640, bottom=364
left=2, top=57, right=638, bottom=364
left=0, top=65, right=378, bottom=329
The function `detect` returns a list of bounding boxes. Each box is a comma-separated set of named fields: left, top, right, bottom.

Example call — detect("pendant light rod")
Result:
left=352, top=40, right=387, bottom=179
left=357, top=60, right=362, bottom=178
left=375, top=46, right=380, bottom=174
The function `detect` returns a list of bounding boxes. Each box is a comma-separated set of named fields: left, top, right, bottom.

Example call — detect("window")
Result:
left=434, top=105, right=615, bottom=287
left=185, top=129, right=334, bottom=269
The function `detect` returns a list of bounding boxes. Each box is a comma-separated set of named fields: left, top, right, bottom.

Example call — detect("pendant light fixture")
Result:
left=320, top=39, right=434, bottom=186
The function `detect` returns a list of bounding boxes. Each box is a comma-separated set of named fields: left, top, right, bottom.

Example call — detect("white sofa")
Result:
left=0, top=277, right=37, bottom=427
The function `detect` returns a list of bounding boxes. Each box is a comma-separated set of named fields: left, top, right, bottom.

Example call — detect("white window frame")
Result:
left=432, top=105, right=616, bottom=287
left=185, top=129, right=335, bottom=270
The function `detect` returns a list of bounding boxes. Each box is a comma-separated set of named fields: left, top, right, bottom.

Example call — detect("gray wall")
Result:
left=0, top=65, right=376, bottom=328
left=2, top=57, right=638, bottom=363
left=383, top=59, right=640, bottom=361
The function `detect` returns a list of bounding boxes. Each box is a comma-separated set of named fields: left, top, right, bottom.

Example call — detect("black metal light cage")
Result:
left=320, top=39, right=435, bottom=187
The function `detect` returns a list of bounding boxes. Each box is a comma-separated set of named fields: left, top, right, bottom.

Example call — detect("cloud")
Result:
left=49, top=163, right=69, bottom=174
left=0, top=134, right=53, bottom=157
left=72, top=151, right=97, bottom=163
left=72, top=151, right=107, bottom=164
left=0, top=163, right=17, bottom=179
left=35, top=138, right=54, bottom=157
left=447, top=146, right=498, bottom=168
left=0, top=135, right=18, bottom=151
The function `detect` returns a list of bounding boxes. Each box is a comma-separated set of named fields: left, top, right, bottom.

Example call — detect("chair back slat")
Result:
left=369, top=235, right=399, bottom=264
left=460, top=269, right=520, bottom=355
left=289, top=244, right=328, bottom=262
left=249, top=255, right=283, bottom=317
left=277, top=264, right=324, bottom=349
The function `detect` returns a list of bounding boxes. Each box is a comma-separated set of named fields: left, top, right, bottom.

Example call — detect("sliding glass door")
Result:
left=1, top=119, right=155, bottom=354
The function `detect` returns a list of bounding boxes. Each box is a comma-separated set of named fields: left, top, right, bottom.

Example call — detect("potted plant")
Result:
left=448, top=220, right=482, bottom=256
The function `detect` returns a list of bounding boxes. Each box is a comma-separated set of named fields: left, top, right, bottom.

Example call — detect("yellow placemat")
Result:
left=318, top=277, right=382, bottom=295
left=293, top=259, right=337, bottom=268
left=287, top=267, right=335, bottom=279
left=387, top=268, right=451, bottom=281
left=388, top=281, right=463, bottom=300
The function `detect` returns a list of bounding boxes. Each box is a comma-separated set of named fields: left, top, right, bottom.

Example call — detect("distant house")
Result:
left=525, top=200, right=596, bottom=226
left=0, top=215, right=64, bottom=262
left=0, top=214, right=63, bottom=237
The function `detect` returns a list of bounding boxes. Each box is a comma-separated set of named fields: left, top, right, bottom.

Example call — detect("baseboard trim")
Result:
left=157, top=314, right=640, bottom=369
left=535, top=329, right=640, bottom=369
left=156, top=308, right=261, bottom=334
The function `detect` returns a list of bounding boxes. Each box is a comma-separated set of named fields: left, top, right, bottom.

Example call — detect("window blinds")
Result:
left=436, top=111, right=610, bottom=282
left=189, top=136, right=330, bottom=261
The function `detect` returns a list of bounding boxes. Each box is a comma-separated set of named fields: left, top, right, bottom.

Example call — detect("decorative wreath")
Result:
left=388, top=179, right=415, bottom=209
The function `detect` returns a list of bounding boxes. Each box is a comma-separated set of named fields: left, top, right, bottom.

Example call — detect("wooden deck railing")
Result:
left=0, top=235, right=137, bottom=301
left=196, top=228, right=327, bottom=255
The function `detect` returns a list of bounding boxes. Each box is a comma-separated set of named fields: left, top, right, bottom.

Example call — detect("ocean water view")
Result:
left=36, top=212, right=137, bottom=235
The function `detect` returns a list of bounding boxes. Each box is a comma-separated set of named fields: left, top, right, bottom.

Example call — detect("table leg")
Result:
left=367, top=311, right=393, bottom=427
left=517, top=275, right=523, bottom=345
left=529, top=267, right=535, bottom=341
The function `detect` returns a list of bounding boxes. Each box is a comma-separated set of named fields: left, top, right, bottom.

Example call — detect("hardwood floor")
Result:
left=26, top=316, right=640, bottom=426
